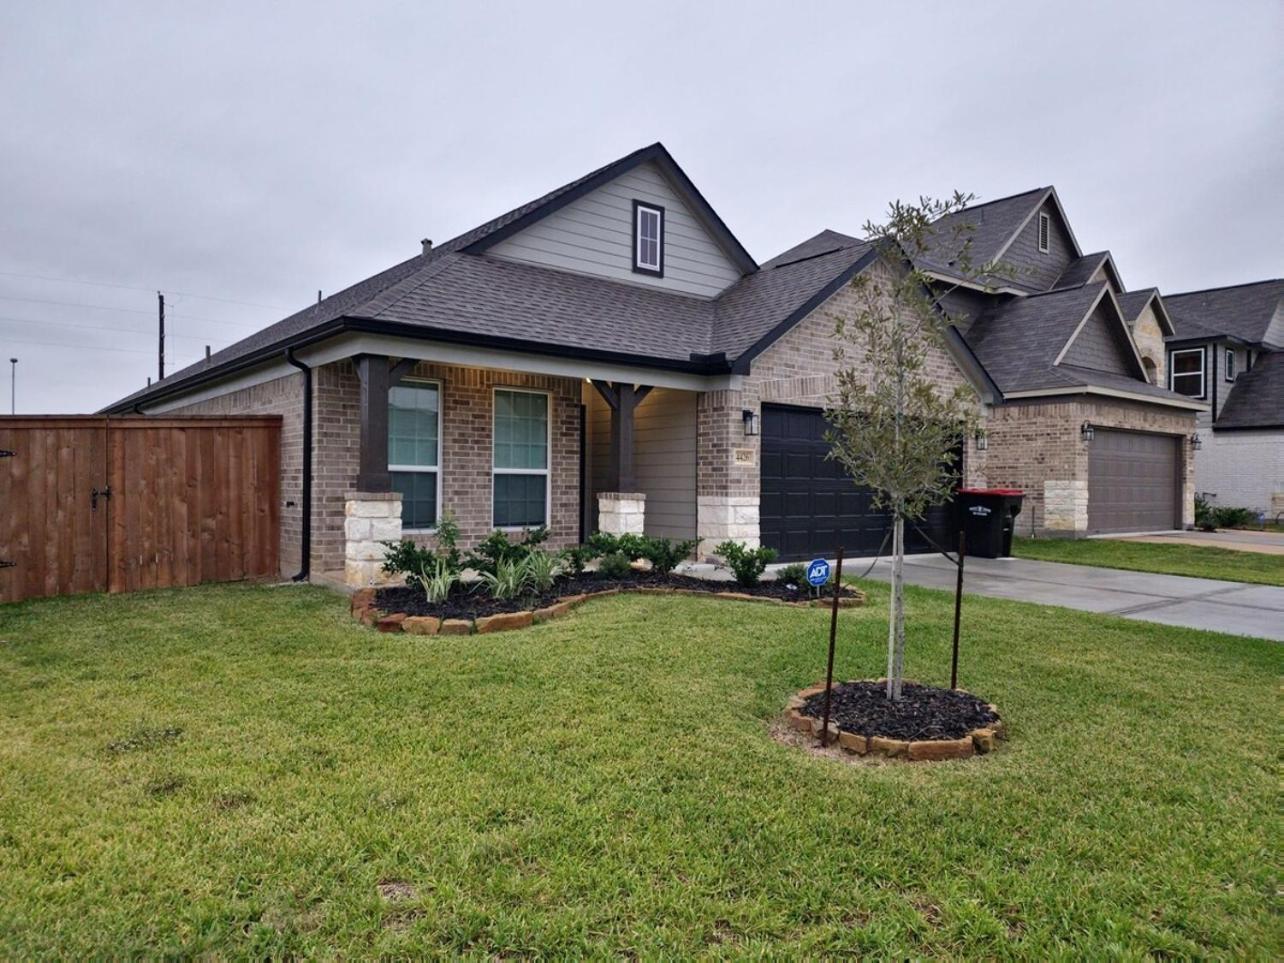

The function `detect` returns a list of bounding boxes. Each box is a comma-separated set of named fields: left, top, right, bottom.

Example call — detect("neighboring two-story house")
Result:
left=1163, top=280, right=1284, bottom=515
left=105, top=144, right=1200, bottom=585
left=915, top=188, right=1203, bottom=536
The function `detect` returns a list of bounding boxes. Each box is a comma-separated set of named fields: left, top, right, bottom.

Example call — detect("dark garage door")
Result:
left=760, top=404, right=958, bottom=561
left=1087, top=429, right=1179, bottom=533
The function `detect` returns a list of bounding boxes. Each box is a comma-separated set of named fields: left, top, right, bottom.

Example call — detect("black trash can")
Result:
left=956, top=488, right=1025, bottom=558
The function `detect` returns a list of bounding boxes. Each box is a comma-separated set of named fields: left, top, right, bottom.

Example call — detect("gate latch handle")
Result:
left=91, top=485, right=112, bottom=512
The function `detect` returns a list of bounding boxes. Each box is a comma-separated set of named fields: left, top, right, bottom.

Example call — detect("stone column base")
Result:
left=344, top=490, right=403, bottom=588
left=1042, top=480, right=1088, bottom=534
left=598, top=492, right=646, bottom=536
left=697, top=495, right=760, bottom=558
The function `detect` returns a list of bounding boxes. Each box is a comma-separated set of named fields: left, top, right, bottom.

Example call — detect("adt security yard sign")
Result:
left=806, top=558, right=830, bottom=587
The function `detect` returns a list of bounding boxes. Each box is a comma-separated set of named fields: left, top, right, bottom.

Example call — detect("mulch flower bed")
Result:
left=354, top=570, right=864, bottom=635
left=375, top=570, right=861, bottom=619
left=784, top=680, right=1006, bottom=761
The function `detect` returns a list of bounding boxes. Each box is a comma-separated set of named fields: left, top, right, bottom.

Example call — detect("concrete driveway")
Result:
left=1107, top=529, right=1284, bottom=556
left=856, top=555, right=1284, bottom=642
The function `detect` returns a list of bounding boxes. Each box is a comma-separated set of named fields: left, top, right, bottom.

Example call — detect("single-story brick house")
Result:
left=106, top=144, right=1199, bottom=584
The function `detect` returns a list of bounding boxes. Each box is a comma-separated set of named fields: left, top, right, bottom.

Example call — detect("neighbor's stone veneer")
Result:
left=597, top=492, right=646, bottom=535
left=344, top=491, right=403, bottom=588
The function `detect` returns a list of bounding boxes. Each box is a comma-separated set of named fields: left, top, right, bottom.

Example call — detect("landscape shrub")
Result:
left=418, top=556, right=459, bottom=603
left=1212, top=505, right=1257, bottom=529
left=1195, top=494, right=1216, bottom=531
left=597, top=552, right=634, bottom=580
left=559, top=544, right=594, bottom=576
left=638, top=536, right=696, bottom=574
left=380, top=512, right=462, bottom=587
left=776, top=563, right=807, bottom=586
left=715, top=540, right=778, bottom=587
left=587, top=531, right=647, bottom=561
left=523, top=550, right=563, bottom=594
left=465, top=526, right=549, bottom=576
left=476, top=557, right=528, bottom=600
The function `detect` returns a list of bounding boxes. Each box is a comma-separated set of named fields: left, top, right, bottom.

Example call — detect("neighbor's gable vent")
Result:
left=1038, top=212, right=1051, bottom=253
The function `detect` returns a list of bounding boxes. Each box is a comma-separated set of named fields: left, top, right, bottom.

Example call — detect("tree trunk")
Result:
left=885, top=513, right=906, bottom=701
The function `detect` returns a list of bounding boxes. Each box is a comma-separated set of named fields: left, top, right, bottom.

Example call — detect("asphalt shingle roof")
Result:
left=915, top=188, right=1049, bottom=292
left=1116, top=287, right=1159, bottom=322
left=1053, top=252, right=1113, bottom=291
left=1165, top=279, right=1284, bottom=346
left=1215, top=350, right=1284, bottom=429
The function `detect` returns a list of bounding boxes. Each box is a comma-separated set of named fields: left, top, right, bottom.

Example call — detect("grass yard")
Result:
left=0, top=581, right=1278, bottom=957
left=1013, top=535, right=1284, bottom=587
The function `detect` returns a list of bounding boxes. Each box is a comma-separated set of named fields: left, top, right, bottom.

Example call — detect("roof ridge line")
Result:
left=1167, top=278, right=1284, bottom=297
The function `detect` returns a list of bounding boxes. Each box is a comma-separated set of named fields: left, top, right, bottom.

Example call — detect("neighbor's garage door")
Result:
left=1087, top=429, right=1179, bottom=534
left=760, top=404, right=957, bottom=561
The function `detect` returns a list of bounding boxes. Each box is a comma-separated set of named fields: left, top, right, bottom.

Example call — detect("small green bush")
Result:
left=380, top=512, right=462, bottom=587
left=776, top=563, right=807, bottom=586
left=1195, top=494, right=1216, bottom=531
left=715, top=540, right=778, bottom=587
left=559, top=544, right=594, bottom=576
left=417, top=556, right=458, bottom=604
left=588, top=531, right=647, bottom=561
left=476, top=557, right=528, bottom=600
left=638, top=536, right=696, bottom=574
left=465, top=526, right=549, bottom=576
left=597, top=552, right=634, bottom=580
left=1212, top=506, right=1257, bottom=529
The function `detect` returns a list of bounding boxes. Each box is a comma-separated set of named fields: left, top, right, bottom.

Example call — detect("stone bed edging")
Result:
left=783, top=680, right=1007, bottom=761
left=350, top=584, right=866, bottom=636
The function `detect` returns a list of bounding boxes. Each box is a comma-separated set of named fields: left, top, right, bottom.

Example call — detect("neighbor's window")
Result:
left=1225, top=348, right=1236, bottom=381
left=388, top=381, right=440, bottom=530
left=493, top=388, right=549, bottom=528
left=1037, top=212, right=1051, bottom=253
left=1169, top=348, right=1205, bottom=398
left=633, top=201, right=664, bottom=275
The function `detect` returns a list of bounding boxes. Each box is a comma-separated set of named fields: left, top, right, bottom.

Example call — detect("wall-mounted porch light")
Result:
left=742, top=409, right=759, bottom=437
left=973, top=428, right=988, bottom=452
left=1190, top=432, right=1202, bottom=451
left=1080, top=421, right=1095, bottom=442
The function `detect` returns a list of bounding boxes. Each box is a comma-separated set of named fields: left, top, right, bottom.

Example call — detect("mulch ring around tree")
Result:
left=781, top=680, right=1006, bottom=761
left=354, top=570, right=865, bottom=636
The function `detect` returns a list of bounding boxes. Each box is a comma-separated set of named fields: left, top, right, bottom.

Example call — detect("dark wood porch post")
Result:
left=592, top=380, right=652, bottom=492
left=355, top=354, right=392, bottom=491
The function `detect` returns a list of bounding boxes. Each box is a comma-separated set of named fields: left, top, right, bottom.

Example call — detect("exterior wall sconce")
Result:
left=742, top=409, right=759, bottom=437
left=1080, top=421, right=1095, bottom=442
left=973, top=428, right=988, bottom=452
left=1190, top=432, right=1202, bottom=451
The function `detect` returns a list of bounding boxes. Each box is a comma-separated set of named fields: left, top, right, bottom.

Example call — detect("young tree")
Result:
left=825, top=194, right=996, bottom=701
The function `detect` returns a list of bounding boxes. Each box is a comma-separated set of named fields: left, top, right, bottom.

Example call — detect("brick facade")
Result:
left=986, top=396, right=1196, bottom=535
left=694, top=266, right=987, bottom=553
left=175, top=359, right=581, bottom=577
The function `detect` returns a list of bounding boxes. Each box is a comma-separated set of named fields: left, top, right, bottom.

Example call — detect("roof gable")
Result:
left=1116, top=288, right=1175, bottom=336
left=1165, top=279, right=1284, bottom=347
left=484, top=156, right=747, bottom=297
left=1056, top=294, right=1144, bottom=378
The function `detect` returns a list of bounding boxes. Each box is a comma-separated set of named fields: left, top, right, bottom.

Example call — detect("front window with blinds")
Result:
left=493, top=388, right=549, bottom=528
left=388, top=381, right=440, bottom=530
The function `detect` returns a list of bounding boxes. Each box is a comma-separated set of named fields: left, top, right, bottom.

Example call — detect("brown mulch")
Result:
left=799, top=681, right=998, bottom=741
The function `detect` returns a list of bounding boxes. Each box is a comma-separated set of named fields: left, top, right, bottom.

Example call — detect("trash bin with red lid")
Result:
left=956, top=488, right=1025, bottom=558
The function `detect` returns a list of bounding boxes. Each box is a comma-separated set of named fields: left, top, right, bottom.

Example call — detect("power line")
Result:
left=0, top=269, right=289, bottom=311
left=0, top=313, right=232, bottom=343
left=0, top=293, right=249, bottom=328
left=0, top=333, right=211, bottom=360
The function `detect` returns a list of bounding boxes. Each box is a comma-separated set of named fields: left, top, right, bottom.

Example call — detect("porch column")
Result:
left=354, top=355, right=415, bottom=491
left=591, top=380, right=652, bottom=535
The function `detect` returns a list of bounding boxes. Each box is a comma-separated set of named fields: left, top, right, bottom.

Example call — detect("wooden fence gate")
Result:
left=0, top=416, right=281, bottom=603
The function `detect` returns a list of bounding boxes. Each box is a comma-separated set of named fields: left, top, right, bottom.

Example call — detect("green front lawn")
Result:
left=0, top=583, right=1277, bottom=957
left=1013, top=536, right=1284, bottom=586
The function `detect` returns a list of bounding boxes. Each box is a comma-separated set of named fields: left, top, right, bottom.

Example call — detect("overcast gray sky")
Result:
left=1, top=0, right=1280, bottom=413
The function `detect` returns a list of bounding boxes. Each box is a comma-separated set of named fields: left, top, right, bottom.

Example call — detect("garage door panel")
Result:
left=760, top=404, right=959, bottom=561
left=1088, top=429, right=1178, bottom=533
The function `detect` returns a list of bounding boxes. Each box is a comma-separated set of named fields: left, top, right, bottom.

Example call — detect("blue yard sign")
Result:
left=805, top=558, right=830, bottom=587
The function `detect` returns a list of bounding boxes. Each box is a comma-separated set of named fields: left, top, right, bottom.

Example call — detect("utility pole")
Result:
left=157, top=291, right=165, bottom=381
left=8, top=357, right=15, bottom=414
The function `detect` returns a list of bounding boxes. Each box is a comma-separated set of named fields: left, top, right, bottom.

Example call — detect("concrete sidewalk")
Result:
left=856, top=555, right=1284, bottom=642
left=1108, top=529, right=1284, bottom=556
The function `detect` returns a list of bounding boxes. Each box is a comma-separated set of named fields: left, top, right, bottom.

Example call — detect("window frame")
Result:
left=1037, top=212, right=1051, bottom=253
left=490, top=385, right=552, bottom=531
left=632, top=200, right=665, bottom=277
left=1225, top=347, right=1236, bottom=382
left=388, top=377, right=443, bottom=533
left=1168, top=347, right=1206, bottom=399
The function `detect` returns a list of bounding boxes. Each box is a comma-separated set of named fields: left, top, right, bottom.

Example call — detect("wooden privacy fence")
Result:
left=0, top=416, right=281, bottom=603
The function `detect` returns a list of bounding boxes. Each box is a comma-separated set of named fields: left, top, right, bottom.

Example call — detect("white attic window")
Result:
left=1037, top=212, right=1051, bottom=253
left=633, top=201, right=664, bottom=276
